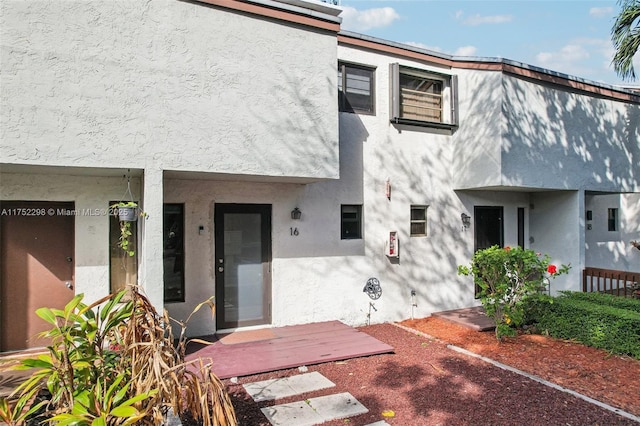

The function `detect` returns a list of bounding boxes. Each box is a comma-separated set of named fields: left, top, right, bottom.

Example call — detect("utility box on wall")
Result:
left=385, top=231, right=399, bottom=258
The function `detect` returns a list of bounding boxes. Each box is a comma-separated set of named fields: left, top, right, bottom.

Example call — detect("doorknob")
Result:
left=66, top=256, right=73, bottom=262
left=218, top=267, right=224, bottom=272
left=65, top=281, right=73, bottom=289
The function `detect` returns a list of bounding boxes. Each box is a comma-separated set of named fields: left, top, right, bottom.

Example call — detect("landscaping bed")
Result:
left=226, top=320, right=639, bottom=425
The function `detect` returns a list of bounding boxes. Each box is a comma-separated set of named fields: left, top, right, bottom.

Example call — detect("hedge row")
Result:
left=559, top=291, right=640, bottom=314
left=525, top=294, right=640, bottom=359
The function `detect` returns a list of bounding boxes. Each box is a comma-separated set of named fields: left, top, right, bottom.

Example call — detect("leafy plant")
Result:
left=458, top=245, right=570, bottom=340
left=118, top=221, right=135, bottom=257
left=528, top=293, right=640, bottom=358
left=0, top=288, right=237, bottom=425
left=111, top=202, right=144, bottom=257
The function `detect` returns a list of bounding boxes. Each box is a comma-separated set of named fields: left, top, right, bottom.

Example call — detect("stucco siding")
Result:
left=1, top=0, right=339, bottom=180
left=501, top=75, right=640, bottom=192
left=452, top=69, right=505, bottom=189
left=585, top=193, right=640, bottom=272
left=529, top=191, right=583, bottom=294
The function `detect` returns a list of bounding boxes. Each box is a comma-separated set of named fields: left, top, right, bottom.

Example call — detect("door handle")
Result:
left=218, top=267, right=224, bottom=272
left=66, top=256, right=73, bottom=262
left=65, top=281, right=73, bottom=289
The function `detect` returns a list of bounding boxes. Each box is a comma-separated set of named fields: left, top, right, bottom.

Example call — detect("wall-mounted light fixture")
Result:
left=461, top=213, right=471, bottom=229
left=291, top=207, right=302, bottom=220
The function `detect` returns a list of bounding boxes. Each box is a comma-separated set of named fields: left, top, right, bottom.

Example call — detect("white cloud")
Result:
left=534, top=38, right=614, bottom=78
left=340, top=6, right=400, bottom=32
left=454, top=45, right=478, bottom=56
left=536, top=44, right=590, bottom=65
left=589, top=7, right=613, bottom=18
left=463, top=14, right=513, bottom=26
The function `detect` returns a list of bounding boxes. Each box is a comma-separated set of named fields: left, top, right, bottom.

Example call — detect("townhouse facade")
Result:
left=1, top=0, right=638, bottom=350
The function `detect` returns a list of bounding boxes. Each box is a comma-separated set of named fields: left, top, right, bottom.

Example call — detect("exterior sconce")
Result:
left=461, top=213, right=471, bottom=229
left=291, top=207, right=302, bottom=220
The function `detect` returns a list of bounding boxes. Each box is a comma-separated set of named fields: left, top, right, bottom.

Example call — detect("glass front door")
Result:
left=214, top=204, right=271, bottom=329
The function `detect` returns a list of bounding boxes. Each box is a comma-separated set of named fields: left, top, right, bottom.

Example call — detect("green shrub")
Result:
left=458, top=245, right=569, bottom=340
left=559, top=291, right=640, bottom=313
left=530, top=295, right=640, bottom=358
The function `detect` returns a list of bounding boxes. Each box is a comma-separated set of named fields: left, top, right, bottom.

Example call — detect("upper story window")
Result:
left=338, top=62, right=375, bottom=114
left=390, top=63, right=457, bottom=129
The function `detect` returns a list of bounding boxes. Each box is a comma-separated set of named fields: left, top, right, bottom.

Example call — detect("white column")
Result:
left=139, top=167, right=164, bottom=311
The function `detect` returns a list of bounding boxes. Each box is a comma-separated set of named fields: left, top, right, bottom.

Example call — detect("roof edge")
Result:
left=192, top=0, right=341, bottom=32
left=339, top=31, right=640, bottom=104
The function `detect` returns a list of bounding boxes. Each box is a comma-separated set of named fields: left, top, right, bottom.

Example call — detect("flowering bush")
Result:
left=458, top=245, right=570, bottom=340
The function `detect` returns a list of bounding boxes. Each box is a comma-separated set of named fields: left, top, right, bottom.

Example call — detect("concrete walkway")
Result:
left=243, top=372, right=389, bottom=426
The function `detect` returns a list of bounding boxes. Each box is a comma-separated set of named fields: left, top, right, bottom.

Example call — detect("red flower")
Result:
left=504, top=246, right=511, bottom=251
left=547, top=265, right=557, bottom=275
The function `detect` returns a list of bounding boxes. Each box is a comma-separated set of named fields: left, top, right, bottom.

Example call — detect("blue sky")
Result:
left=337, top=0, right=640, bottom=86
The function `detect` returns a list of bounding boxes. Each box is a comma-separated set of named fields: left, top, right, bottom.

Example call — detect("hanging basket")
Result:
left=118, top=206, right=138, bottom=222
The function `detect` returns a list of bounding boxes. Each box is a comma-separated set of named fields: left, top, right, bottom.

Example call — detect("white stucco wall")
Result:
left=501, top=75, right=640, bottom=192
left=162, top=175, right=546, bottom=336
left=453, top=70, right=640, bottom=193
left=529, top=191, right=583, bottom=294
left=453, top=69, right=505, bottom=189
left=162, top=44, right=598, bottom=335
left=1, top=0, right=339, bottom=181
left=585, top=193, right=640, bottom=272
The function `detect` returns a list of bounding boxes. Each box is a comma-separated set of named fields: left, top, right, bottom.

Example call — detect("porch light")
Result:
left=461, top=213, right=471, bottom=229
left=291, top=207, right=302, bottom=220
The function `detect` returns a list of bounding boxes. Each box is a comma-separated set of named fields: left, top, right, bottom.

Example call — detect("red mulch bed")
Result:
left=225, top=319, right=640, bottom=425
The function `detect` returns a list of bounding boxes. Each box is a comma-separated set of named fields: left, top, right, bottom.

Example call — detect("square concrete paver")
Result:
left=310, top=392, right=369, bottom=421
left=261, top=392, right=368, bottom=425
left=244, top=371, right=335, bottom=402
left=261, top=399, right=324, bottom=426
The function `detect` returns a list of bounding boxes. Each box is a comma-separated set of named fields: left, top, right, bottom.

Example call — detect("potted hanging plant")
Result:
left=112, top=201, right=139, bottom=222
left=111, top=201, right=146, bottom=257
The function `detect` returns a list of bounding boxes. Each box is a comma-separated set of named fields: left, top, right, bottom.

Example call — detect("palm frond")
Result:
left=612, top=0, right=640, bottom=80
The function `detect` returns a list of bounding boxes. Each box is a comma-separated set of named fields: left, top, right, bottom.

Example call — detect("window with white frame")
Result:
left=338, top=62, right=375, bottom=114
left=390, top=63, right=457, bottom=128
left=410, top=205, right=428, bottom=237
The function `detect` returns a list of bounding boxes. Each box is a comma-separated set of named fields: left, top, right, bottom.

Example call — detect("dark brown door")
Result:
left=214, top=204, right=271, bottom=330
left=474, top=206, right=504, bottom=251
left=0, top=201, right=75, bottom=351
left=473, top=206, right=504, bottom=297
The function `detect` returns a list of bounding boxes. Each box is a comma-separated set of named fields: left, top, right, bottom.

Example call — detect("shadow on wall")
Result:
left=238, top=69, right=340, bottom=180
left=501, top=76, right=639, bottom=191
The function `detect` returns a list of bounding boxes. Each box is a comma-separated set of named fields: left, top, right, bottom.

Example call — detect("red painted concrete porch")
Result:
left=185, top=321, right=394, bottom=379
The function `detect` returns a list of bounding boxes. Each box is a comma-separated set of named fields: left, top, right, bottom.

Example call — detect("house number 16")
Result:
left=290, top=227, right=299, bottom=236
